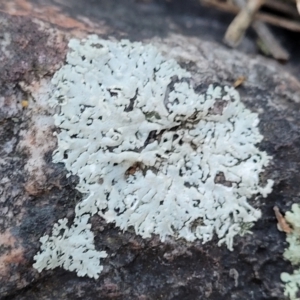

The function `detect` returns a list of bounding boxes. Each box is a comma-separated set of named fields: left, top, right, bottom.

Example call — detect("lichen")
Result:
left=33, top=215, right=107, bottom=279
left=33, top=36, right=273, bottom=278
left=281, top=204, right=300, bottom=300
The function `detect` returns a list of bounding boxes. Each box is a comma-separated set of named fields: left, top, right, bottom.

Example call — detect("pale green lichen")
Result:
left=281, top=204, right=300, bottom=300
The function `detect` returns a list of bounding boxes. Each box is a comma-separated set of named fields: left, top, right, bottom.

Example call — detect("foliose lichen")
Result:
left=33, top=35, right=273, bottom=278
left=281, top=204, right=300, bottom=300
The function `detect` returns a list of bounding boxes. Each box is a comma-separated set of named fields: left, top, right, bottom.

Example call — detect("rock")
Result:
left=1, top=0, right=300, bottom=299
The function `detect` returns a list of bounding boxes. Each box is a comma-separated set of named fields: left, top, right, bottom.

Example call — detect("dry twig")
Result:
left=224, top=0, right=265, bottom=47
left=264, top=0, right=299, bottom=18
left=297, top=0, right=300, bottom=14
left=253, top=21, right=289, bottom=60
left=273, top=206, right=293, bottom=234
left=201, top=0, right=300, bottom=32
left=233, top=76, right=247, bottom=87
left=222, top=0, right=289, bottom=60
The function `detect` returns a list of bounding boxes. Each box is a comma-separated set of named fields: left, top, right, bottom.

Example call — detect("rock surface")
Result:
left=1, top=0, right=300, bottom=299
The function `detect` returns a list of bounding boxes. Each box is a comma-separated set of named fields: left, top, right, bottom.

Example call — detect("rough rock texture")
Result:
left=0, top=0, right=300, bottom=299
